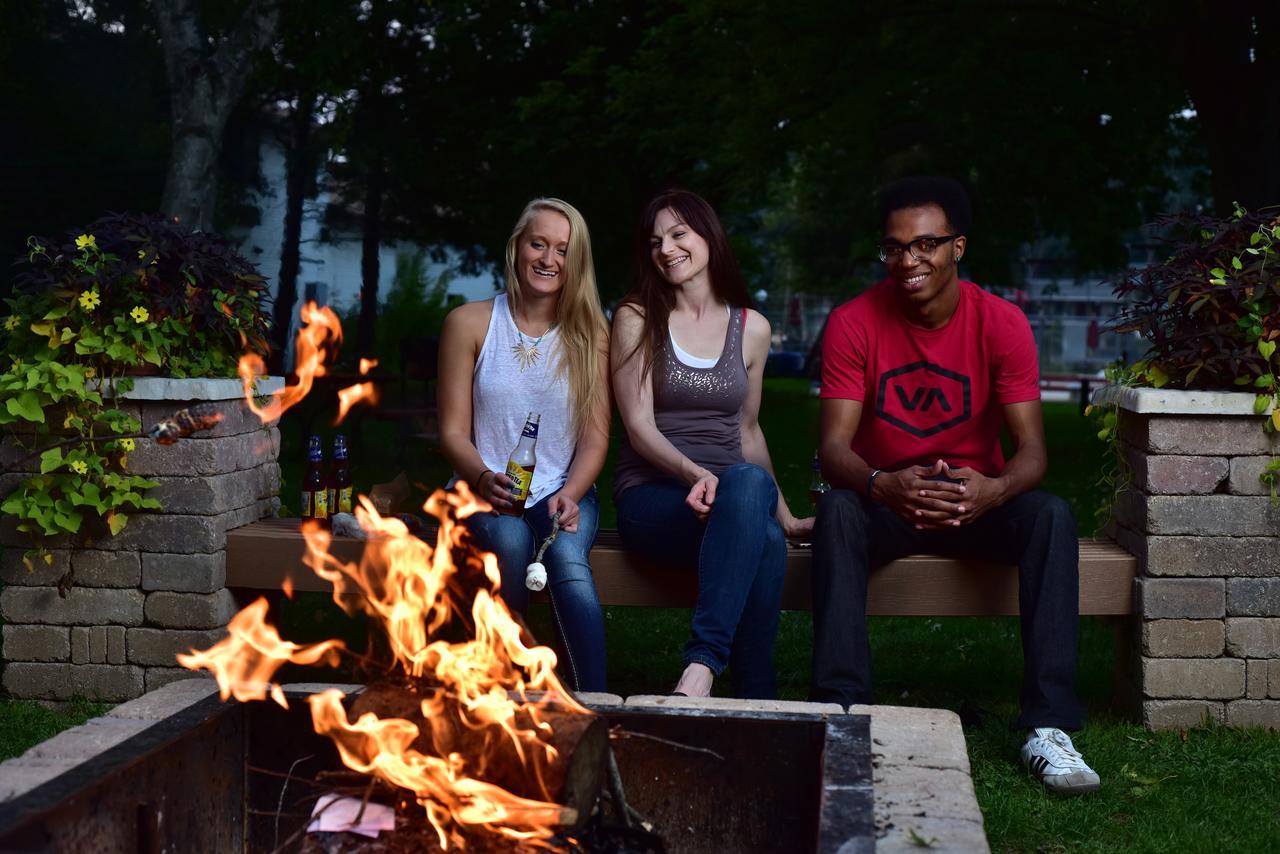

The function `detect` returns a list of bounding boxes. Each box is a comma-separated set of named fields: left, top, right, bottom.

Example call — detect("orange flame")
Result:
left=336, top=381, right=379, bottom=423
left=360, top=358, right=379, bottom=374
left=184, top=481, right=588, bottom=845
left=239, top=300, right=343, bottom=424
left=177, top=597, right=343, bottom=708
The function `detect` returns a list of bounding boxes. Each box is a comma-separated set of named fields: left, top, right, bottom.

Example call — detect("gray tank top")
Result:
left=613, top=308, right=748, bottom=497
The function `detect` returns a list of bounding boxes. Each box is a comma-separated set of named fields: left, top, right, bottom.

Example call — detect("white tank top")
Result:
left=470, top=294, right=576, bottom=505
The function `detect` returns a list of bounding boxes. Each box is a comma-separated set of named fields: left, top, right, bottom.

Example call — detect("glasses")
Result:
left=878, top=234, right=962, bottom=262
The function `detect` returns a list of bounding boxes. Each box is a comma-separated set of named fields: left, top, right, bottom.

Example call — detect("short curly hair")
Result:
left=878, top=176, right=972, bottom=234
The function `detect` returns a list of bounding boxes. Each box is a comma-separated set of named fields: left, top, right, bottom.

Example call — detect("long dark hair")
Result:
left=619, top=189, right=752, bottom=382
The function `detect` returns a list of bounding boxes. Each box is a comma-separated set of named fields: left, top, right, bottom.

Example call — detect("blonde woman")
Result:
left=438, top=198, right=611, bottom=691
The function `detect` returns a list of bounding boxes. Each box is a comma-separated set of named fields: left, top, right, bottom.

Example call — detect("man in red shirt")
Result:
left=813, top=177, right=1099, bottom=794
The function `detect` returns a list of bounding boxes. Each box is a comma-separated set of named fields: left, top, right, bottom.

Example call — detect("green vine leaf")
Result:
left=1254, top=394, right=1271, bottom=415
left=6, top=391, right=45, bottom=423
left=38, top=447, right=64, bottom=474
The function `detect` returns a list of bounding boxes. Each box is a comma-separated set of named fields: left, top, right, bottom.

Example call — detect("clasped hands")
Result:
left=875, top=459, right=1002, bottom=530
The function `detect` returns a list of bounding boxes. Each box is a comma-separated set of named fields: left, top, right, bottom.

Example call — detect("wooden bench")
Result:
left=226, top=519, right=1139, bottom=707
left=226, top=519, right=1135, bottom=616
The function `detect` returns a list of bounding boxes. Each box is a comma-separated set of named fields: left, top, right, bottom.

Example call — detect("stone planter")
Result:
left=0, top=377, right=283, bottom=701
left=1097, top=386, right=1280, bottom=730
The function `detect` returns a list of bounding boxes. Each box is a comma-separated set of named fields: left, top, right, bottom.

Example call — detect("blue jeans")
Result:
left=461, top=487, right=606, bottom=693
left=810, top=488, right=1083, bottom=730
left=615, top=463, right=787, bottom=699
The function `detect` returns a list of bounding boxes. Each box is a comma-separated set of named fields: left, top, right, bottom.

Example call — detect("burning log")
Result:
left=347, top=681, right=608, bottom=828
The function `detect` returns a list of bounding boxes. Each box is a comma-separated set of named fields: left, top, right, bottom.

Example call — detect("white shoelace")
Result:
left=1031, top=728, right=1093, bottom=772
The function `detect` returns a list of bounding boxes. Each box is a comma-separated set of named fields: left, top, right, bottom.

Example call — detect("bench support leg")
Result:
left=1103, top=615, right=1139, bottom=719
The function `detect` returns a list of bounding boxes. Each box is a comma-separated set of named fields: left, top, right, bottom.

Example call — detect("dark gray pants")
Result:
left=810, top=488, right=1084, bottom=730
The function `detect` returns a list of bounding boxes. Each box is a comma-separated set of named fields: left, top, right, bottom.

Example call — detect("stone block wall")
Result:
left=0, top=378, right=282, bottom=701
left=1102, top=387, right=1280, bottom=730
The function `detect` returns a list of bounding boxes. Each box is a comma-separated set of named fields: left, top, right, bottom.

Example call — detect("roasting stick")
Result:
left=524, top=511, right=561, bottom=591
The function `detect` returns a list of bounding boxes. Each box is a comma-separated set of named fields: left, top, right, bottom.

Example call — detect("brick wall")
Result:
left=1102, top=387, right=1280, bottom=730
left=0, top=379, right=281, bottom=701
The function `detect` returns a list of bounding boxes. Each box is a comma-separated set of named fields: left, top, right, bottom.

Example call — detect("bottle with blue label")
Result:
left=329, top=434, right=352, bottom=515
left=503, top=412, right=539, bottom=515
left=303, top=435, right=328, bottom=523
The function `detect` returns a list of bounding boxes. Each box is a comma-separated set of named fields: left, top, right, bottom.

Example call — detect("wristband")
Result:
left=866, top=469, right=883, bottom=500
left=476, top=469, right=493, bottom=489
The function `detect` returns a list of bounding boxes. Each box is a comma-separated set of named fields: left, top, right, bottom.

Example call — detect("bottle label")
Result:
left=327, top=489, right=336, bottom=515
left=338, top=487, right=353, bottom=514
left=301, top=491, right=311, bottom=518
left=505, top=461, right=534, bottom=502
left=313, top=489, right=329, bottom=519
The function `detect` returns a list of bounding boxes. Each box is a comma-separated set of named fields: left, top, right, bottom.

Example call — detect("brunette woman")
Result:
left=439, top=198, right=610, bottom=692
left=611, top=189, right=813, bottom=699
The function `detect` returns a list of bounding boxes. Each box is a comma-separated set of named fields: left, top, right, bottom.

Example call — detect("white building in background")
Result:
left=226, top=136, right=499, bottom=346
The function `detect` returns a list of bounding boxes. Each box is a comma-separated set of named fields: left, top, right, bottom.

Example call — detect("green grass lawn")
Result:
left=3, top=381, right=1277, bottom=851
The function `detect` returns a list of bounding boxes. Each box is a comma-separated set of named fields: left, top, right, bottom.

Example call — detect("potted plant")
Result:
left=0, top=213, right=271, bottom=561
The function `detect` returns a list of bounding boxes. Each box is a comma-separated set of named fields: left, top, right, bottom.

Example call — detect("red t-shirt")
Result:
left=820, top=279, right=1040, bottom=476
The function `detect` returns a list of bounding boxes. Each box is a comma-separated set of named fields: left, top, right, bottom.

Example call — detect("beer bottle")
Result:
left=329, top=434, right=352, bottom=515
left=304, top=435, right=329, bottom=524
left=503, top=412, right=539, bottom=515
left=809, top=450, right=830, bottom=507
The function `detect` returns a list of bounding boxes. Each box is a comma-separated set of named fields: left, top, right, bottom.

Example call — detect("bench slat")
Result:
left=225, top=519, right=1136, bottom=616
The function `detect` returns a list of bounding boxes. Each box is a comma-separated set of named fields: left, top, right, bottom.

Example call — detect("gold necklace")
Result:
left=512, top=321, right=555, bottom=370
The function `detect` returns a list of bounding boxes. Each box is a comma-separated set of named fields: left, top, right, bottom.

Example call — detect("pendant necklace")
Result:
left=512, top=318, right=555, bottom=370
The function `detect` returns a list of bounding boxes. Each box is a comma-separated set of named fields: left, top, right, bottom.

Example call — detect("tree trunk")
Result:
left=152, top=0, right=280, bottom=230
left=358, top=162, right=385, bottom=358
left=269, top=94, right=316, bottom=374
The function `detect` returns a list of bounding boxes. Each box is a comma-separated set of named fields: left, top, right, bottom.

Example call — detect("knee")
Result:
left=1036, top=493, right=1077, bottom=537
left=815, top=488, right=869, bottom=533
left=715, top=464, right=778, bottom=513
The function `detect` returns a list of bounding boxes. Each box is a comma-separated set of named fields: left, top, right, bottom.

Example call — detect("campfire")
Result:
left=179, top=303, right=633, bottom=850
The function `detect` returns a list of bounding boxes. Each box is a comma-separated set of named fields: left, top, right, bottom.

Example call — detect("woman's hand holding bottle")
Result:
left=475, top=469, right=516, bottom=513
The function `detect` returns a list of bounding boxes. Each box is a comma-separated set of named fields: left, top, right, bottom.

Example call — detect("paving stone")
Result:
left=110, top=375, right=282, bottom=403
left=2, top=625, right=70, bottom=662
left=144, top=667, right=212, bottom=693
left=876, top=813, right=988, bottom=854
left=577, top=692, right=624, bottom=707
left=1226, top=618, right=1280, bottom=657
left=279, top=683, right=365, bottom=697
left=1227, top=578, right=1280, bottom=616
left=624, top=694, right=845, bottom=715
left=2, top=663, right=72, bottom=700
left=70, top=627, right=90, bottom=663
left=70, top=550, right=141, bottom=587
left=1137, top=578, right=1224, bottom=619
left=1126, top=452, right=1228, bottom=494
left=26, top=717, right=152, bottom=761
left=1124, top=415, right=1280, bottom=455
left=141, top=551, right=226, bottom=593
left=0, top=757, right=80, bottom=801
left=1144, top=536, right=1280, bottom=578
left=1142, top=658, right=1244, bottom=699
left=1142, top=700, right=1225, bottom=730
left=1129, top=494, right=1280, bottom=536
left=144, top=590, right=235, bottom=629
left=109, top=675, right=220, bottom=720
left=0, top=549, right=70, bottom=586
left=1229, top=456, right=1278, bottom=496
left=1248, top=660, right=1269, bottom=699
left=1271, top=661, right=1280, bottom=699
left=127, top=627, right=226, bottom=666
left=1142, top=619, right=1224, bottom=658
left=847, top=704, right=971, bottom=774
left=873, top=764, right=981, bottom=821
left=147, top=463, right=281, bottom=516
left=1225, top=700, right=1280, bottom=729
left=0, top=586, right=144, bottom=626
left=70, top=664, right=144, bottom=701
left=126, top=428, right=280, bottom=477
left=88, top=499, right=277, bottom=553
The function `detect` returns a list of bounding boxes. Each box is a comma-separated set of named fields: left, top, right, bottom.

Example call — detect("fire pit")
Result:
left=0, top=685, right=873, bottom=852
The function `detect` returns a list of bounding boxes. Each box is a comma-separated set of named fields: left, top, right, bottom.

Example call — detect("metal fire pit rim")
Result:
left=0, top=692, right=233, bottom=835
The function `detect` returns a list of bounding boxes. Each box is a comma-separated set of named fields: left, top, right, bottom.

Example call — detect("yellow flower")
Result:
left=119, top=438, right=135, bottom=453
left=70, top=460, right=88, bottom=475
left=137, top=249, right=147, bottom=259
left=130, top=306, right=150, bottom=324
left=79, top=288, right=100, bottom=311
left=3, top=316, right=19, bottom=331
left=83, top=366, right=96, bottom=379
left=75, top=234, right=96, bottom=251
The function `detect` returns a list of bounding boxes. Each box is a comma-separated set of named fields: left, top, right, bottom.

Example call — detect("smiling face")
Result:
left=650, top=207, right=710, bottom=287
left=517, top=209, right=572, bottom=298
left=882, top=204, right=966, bottom=318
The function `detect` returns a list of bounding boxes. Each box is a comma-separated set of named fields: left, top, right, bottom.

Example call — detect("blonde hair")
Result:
left=503, top=198, right=608, bottom=436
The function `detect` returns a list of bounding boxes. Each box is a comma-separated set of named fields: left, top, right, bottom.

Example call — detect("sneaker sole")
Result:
left=1041, top=771, right=1101, bottom=795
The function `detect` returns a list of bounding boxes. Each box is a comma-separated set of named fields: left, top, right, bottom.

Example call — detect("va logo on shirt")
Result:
left=875, top=361, right=971, bottom=437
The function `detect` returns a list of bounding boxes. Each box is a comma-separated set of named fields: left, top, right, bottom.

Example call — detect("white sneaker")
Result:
left=1021, top=728, right=1101, bottom=794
